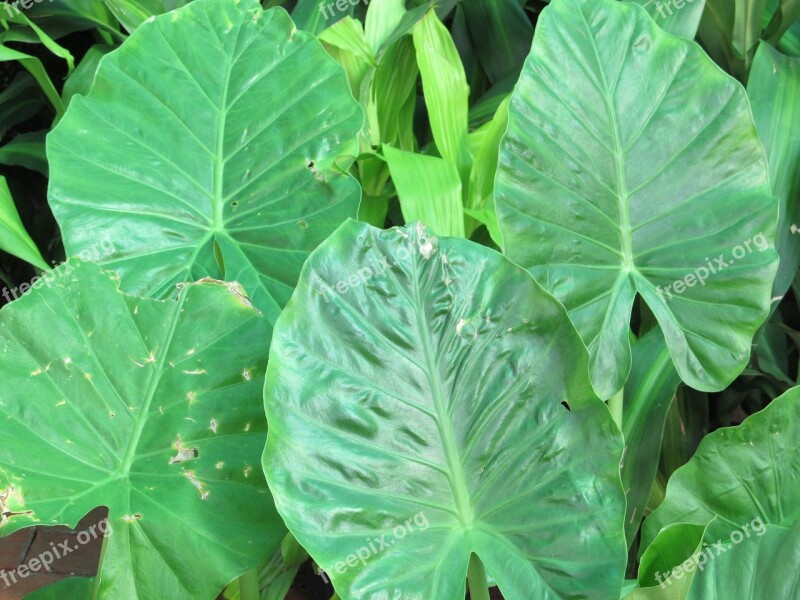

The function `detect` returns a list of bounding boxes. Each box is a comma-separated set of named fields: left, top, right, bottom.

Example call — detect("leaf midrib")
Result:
left=578, top=6, right=634, bottom=273
left=411, top=252, right=473, bottom=526
left=118, top=290, right=189, bottom=476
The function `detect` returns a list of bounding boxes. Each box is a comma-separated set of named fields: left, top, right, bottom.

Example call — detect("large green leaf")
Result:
left=263, top=220, right=626, bottom=599
left=641, top=386, right=800, bottom=548
left=0, top=261, right=284, bottom=599
left=495, top=0, right=778, bottom=398
left=747, top=42, right=800, bottom=302
left=48, top=0, right=362, bottom=326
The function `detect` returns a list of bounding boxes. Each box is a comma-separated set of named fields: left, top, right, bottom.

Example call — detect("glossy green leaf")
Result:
left=263, top=220, right=626, bottom=600
left=642, top=386, right=800, bottom=548
left=0, top=261, right=284, bottom=599
left=628, top=0, right=706, bottom=39
left=383, top=146, right=465, bottom=238
left=495, top=0, right=779, bottom=398
left=0, top=176, right=48, bottom=270
left=48, top=0, right=362, bottom=325
left=748, top=42, right=800, bottom=302
left=621, top=327, right=680, bottom=546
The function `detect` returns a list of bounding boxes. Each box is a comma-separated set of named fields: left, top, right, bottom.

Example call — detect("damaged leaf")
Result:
left=0, top=261, right=285, bottom=600
left=47, top=0, right=362, bottom=326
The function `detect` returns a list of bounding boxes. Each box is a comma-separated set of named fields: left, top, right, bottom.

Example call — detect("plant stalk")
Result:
left=238, top=569, right=260, bottom=600
left=467, top=553, right=490, bottom=600
left=608, top=389, right=624, bottom=431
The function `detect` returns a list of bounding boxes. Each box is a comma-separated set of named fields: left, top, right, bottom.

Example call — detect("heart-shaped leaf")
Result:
left=263, top=220, right=626, bottom=599
left=48, top=0, right=362, bottom=325
left=641, top=387, right=800, bottom=548
left=495, top=0, right=778, bottom=398
left=0, top=261, right=284, bottom=599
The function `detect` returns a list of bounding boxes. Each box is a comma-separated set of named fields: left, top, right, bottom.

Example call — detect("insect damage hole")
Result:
left=122, top=513, right=142, bottom=523
left=183, top=470, right=209, bottom=500
left=168, top=436, right=199, bottom=465
left=0, top=486, right=33, bottom=526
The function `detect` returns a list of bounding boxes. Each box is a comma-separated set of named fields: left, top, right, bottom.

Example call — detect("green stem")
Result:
left=608, top=389, right=624, bottom=431
left=238, top=569, right=260, bottom=600
left=467, top=554, right=490, bottom=600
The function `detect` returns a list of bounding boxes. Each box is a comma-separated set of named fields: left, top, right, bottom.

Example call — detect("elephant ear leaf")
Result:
left=495, top=0, right=778, bottom=399
left=0, top=261, right=285, bottom=600
left=47, top=0, right=362, bottom=326
left=263, top=220, right=626, bottom=599
left=642, top=386, right=800, bottom=548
